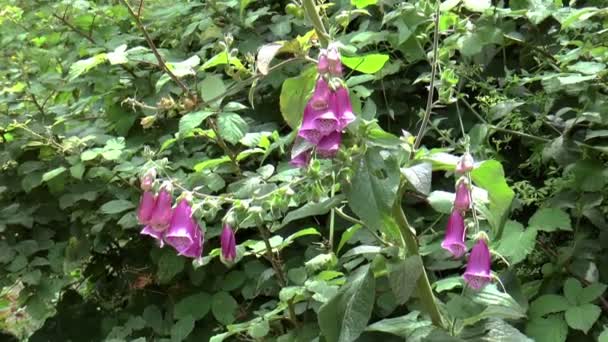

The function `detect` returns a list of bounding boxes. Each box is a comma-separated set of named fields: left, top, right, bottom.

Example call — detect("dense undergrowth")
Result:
left=1, top=0, right=608, bottom=341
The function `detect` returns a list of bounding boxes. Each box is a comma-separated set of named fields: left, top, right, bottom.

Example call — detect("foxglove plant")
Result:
left=441, top=210, right=467, bottom=258
left=463, top=238, right=492, bottom=289
left=148, top=183, right=173, bottom=232
left=137, top=191, right=156, bottom=226
left=453, top=179, right=471, bottom=213
left=140, top=168, right=156, bottom=192
left=165, top=199, right=202, bottom=259
left=220, top=224, right=237, bottom=261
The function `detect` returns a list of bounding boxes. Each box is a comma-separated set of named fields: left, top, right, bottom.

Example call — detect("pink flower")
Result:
left=180, top=222, right=203, bottom=259
left=140, top=225, right=165, bottom=247
left=298, top=102, right=338, bottom=144
left=290, top=149, right=312, bottom=168
left=140, top=168, right=156, bottom=191
left=137, top=191, right=156, bottom=226
left=334, top=86, right=356, bottom=130
left=317, top=131, right=341, bottom=157
left=148, top=187, right=173, bottom=232
left=310, top=78, right=331, bottom=110
left=318, top=49, right=329, bottom=74
left=456, top=153, right=474, bottom=174
left=441, top=210, right=467, bottom=258
left=220, top=224, right=237, bottom=261
left=327, top=44, right=342, bottom=76
left=164, top=199, right=200, bottom=257
left=463, top=239, right=492, bottom=290
left=454, top=180, right=471, bottom=213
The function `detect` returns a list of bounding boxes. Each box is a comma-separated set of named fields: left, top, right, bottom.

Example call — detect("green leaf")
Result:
left=318, top=265, right=376, bottom=342
left=471, top=160, right=514, bottom=237
left=463, top=0, right=491, bottom=12
left=341, top=54, right=389, bottom=74
left=565, top=303, right=601, bottom=333
left=157, top=250, right=185, bottom=284
left=567, top=61, right=605, bottom=75
left=211, top=292, right=238, bottom=325
left=70, top=164, right=85, bottom=180
left=179, top=110, right=214, bottom=135
left=387, top=255, right=423, bottom=305
left=526, top=315, right=568, bottom=342
left=167, top=55, right=200, bottom=77
left=578, top=282, right=607, bottom=304
left=200, top=51, right=245, bottom=71
left=217, top=112, right=248, bottom=144
left=529, top=294, right=570, bottom=318
left=365, top=311, right=434, bottom=338
left=143, top=305, right=163, bottom=333
left=281, top=195, right=345, bottom=226
left=100, top=200, right=135, bottom=214
left=351, top=0, right=378, bottom=9
left=433, top=277, right=464, bottom=293
left=200, top=75, right=226, bottom=105
left=344, top=148, right=400, bottom=240
left=171, top=315, right=195, bottom=342
left=564, top=278, right=583, bottom=304
left=401, top=162, right=432, bottom=195
left=68, top=54, right=107, bottom=80
left=463, top=284, right=527, bottom=325
left=427, top=191, right=455, bottom=214
left=494, top=220, right=537, bottom=265
left=248, top=319, right=270, bottom=338
left=174, top=292, right=211, bottom=320
left=337, top=224, right=362, bottom=255
left=599, top=327, right=608, bottom=342
left=529, top=207, right=572, bottom=232
left=42, top=166, right=67, bottom=182
left=279, top=66, right=318, bottom=129
left=193, top=156, right=231, bottom=172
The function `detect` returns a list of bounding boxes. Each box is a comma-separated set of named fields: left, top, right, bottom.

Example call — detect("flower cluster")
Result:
left=441, top=153, right=492, bottom=290
left=290, top=44, right=356, bottom=167
left=137, top=170, right=202, bottom=259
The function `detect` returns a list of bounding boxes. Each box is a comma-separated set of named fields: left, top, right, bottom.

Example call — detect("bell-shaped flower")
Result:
left=454, top=180, right=471, bottom=213
left=137, top=191, right=156, bottom=226
left=140, top=225, right=165, bottom=247
left=148, top=186, right=173, bottom=231
left=179, top=222, right=203, bottom=259
left=220, top=224, right=237, bottom=261
left=327, top=44, right=342, bottom=76
left=317, top=131, right=341, bottom=157
left=140, top=168, right=156, bottom=191
left=334, top=86, right=356, bottom=130
left=299, top=104, right=337, bottom=144
left=456, top=153, right=475, bottom=174
left=463, top=238, right=492, bottom=290
left=164, top=199, right=198, bottom=255
left=290, top=149, right=312, bottom=168
left=441, top=210, right=467, bottom=258
left=309, top=78, right=331, bottom=110
left=318, top=49, right=329, bottom=74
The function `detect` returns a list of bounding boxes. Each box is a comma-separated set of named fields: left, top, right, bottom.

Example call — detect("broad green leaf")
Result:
left=68, top=54, right=107, bottom=80
left=341, top=54, right=389, bottom=74
left=529, top=208, right=572, bottom=232
left=401, top=162, right=432, bottom=195
left=248, top=319, right=270, bottom=338
left=526, top=0, right=556, bottom=24
left=174, top=292, right=211, bottom=320
left=143, top=305, right=163, bottom=333
left=463, top=0, right=491, bottom=12
left=42, top=167, right=67, bottom=182
left=337, top=224, right=362, bottom=255
left=526, top=315, right=568, bottom=342
left=256, top=43, right=283, bottom=75
left=200, top=51, right=245, bottom=71
left=171, top=315, right=195, bottom=342
left=565, top=304, right=601, bottom=333
left=100, top=200, right=135, bottom=214
left=217, top=112, right=248, bottom=144
left=471, top=160, right=514, bottom=237
left=567, top=61, right=605, bottom=75
left=193, top=157, right=231, bottom=172
left=529, top=294, right=570, bottom=318
left=494, top=220, right=537, bottom=265
left=279, top=66, right=317, bottom=128
left=179, top=110, right=214, bottom=135
left=599, top=327, right=608, bottom=342
left=351, top=0, right=377, bottom=9
left=365, top=311, right=435, bottom=338
left=463, top=284, right=526, bottom=325
left=387, top=255, right=423, bottom=304
left=433, top=277, right=464, bottom=293
left=211, top=292, right=238, bottom=325
left=157, top=250, right=185, bottom=284
left=564, top=278, right=584, bottom=304
left=167, top=55, right=200, bottom=77
left=200, top=75, right=227, bottom=105
left=318, top=265, right=375, bottom=342
left=281, top=195, right=345, bottom=226
left=106, top=44, right=128, bottom=65
left=578, top=282, right=607, bottom=304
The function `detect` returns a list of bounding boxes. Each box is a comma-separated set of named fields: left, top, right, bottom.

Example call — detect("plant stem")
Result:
left=302, top=0, right=330, bottom=47
left=207, top=118, right=242, bottom=176
left=393, top=191, right=444, bottom=328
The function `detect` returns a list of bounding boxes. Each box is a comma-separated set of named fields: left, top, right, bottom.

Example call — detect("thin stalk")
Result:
left=328, top=172, right=336, bottom=250
left=302, top=0, right=330, bottom=47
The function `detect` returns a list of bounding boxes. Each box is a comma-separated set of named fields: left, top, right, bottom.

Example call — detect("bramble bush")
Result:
left=1, top=0, right=608, bottom=341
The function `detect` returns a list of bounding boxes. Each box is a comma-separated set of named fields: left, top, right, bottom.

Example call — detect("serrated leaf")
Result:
left=157, top=250, right=185, bottom=284
left=401, top=162, right=432, bottom=195
left=529, top=208, right=572, bottom=232
left=100, top=200, right=135, bottom=214
left=388, top=255, right=423, bottom=304
left=526, top=315, right=568, bottom=342
left=200, top=75, right=226, bottom=105
left=529, top=294, right=570, bottom=318
left=211, top=292, right=238, bottom=325
left=217, top=112, right=248, bottom=144
left=578, top=282, right=607, bottom=304
left=68, top=54, right=107, bottom=80
left=179, top=110, right=214, bottom=135
left=282, top=195, right=345, bottom=226
left=342, top=54, right=389, bottom=74
left=174, top=292, right=211, bottom=320
left=494, top=221, right=537, bottom=265
left=565, top=304, right=601, bottom=333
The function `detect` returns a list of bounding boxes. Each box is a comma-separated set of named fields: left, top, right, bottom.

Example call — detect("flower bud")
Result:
left=456, top=153, right=474, bottom=174
left=140, top=168, right=157, bottom=192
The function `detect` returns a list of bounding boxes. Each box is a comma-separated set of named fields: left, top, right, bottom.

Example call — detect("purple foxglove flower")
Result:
left=327, top=45, right=342, bottom=76
left=298, top=103, right=338, bottom=144
left=290, top=149, right=312, bottom=168
left=456, top=153, right=474, bottom=174
left=463, top=239, right=492, bottom=290
left=220, top=224, right=237, bottom=261
left=180, top=222, right=203, bottom=259
left=164, top=199, right=198, bottom=255
left=441, top=210, right=467, bottom=258
left=140, top=168, right=156, bottom=191
left=454, top=180, right=471, bottom=213
left=310, top=78, right=331, bottom=110
left=137, top=191, right=156, bottom=225
left=140, top=225, right=165, bottom=247
left=148, top=188, right=173, bottom=231
left=318, top=49, right=329, bottom=74
left=334, top=86, right=356, bottom=130
left=317, top=131, right=341, bottom=157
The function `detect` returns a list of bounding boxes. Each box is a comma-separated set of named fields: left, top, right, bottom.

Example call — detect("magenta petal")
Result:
left=456, top=153, right=475, bottom=174
left=290, top=149, right=312, bottom=168
left=180, top=223, right=203, bottom=258
left=298, top=104, right=324, bottom=144
left=310, top=78, right=331, bottom=110
left=441, top=210, right=467, bottom=258
left=164, top=199, right=196, bottom=254
left=141, top=225, right=165, bottom=247
left=454, top=181, right=471, bottom=213
left=149, top=189, right=172, bottom=231
left=317, top=131, right=341, bottom=157
left=137, top=191, right=156, bottom=226
left=312, top=107, right=339, bottom=135
left=318, top=50, right=329, bottom=74
left=463, top=239, right=492, bottom=290
left=220, top=224, right=237, bottom=261
left=334, top=87, right=356, bottom=130
left=327, top=45, right=342, bottom=76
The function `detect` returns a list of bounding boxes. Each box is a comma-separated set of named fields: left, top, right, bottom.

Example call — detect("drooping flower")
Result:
left=456, top=153, right=475, bottom=174
left=334, top=86, right=356, bottom=130
left=140, top=168, right=156, bottom=191
left=463, top=238, right=492, bottom=290
left=441, top=210, right=467, bottom=258
left=298, top=103, right=338, bottom=143
left=140, top=225, right=165, bottom=247
left=180, top=222, right=203, bottom=259
left=290, top=149, right=312, bottom=168
left=309, top=78, right=331, bottom=110
left=454, top=180, right=471, bottom=213
left=148, top=186, right=173, bottom=231
left=164, top=199, right=199, bottom=256
left=137, top=191, right=156, bottom=225
left=318, top=49, right=329, bottom=74
left=220, top=224, right=237, bottom=261
left=327, top=44, right=342, bottom=76
left=316, top=131, right=341, bottom=157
